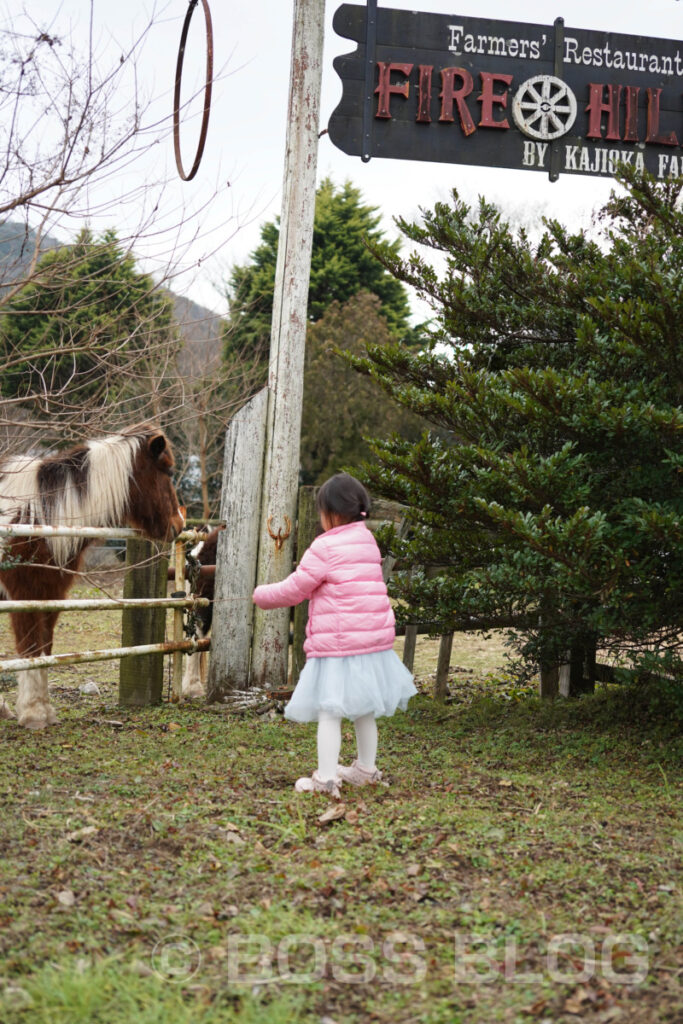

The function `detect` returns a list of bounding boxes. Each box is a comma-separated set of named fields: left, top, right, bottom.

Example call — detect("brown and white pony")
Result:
left=0, top=426, right=185, bottom=729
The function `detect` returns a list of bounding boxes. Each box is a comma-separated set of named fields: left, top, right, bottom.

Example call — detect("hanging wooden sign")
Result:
left=328, top=3, right=683, bottom=180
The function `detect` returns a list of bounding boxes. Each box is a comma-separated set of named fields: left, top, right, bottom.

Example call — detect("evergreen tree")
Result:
left=0, top=228, right=177, bottom=430
left=300, top=291, right=424, bottom=485
left=352, top=170, right=682, bottom=684
left=223, top=177, right=415, bottom=368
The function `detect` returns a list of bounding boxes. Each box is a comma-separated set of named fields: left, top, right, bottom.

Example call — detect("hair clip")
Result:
left=360, top=511, right=368, bottom=517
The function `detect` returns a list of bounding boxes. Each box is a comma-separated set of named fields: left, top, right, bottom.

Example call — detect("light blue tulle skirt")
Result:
left=284, top=649, right=418, bottom=723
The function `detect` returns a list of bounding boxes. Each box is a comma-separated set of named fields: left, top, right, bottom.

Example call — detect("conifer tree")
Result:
left=0, top=229, right=176, bottom=432
left=300, top=291, right=424, bottom=485
left=352, top=170, right=682, bottom=687
left=222, top=177, right=415, bottom=369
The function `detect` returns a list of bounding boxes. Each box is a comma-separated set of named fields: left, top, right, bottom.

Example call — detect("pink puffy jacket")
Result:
left=252, top=520, right=395, bottom=658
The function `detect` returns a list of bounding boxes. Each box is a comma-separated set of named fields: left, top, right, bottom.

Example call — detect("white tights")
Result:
left=317, top=710, right=378, bottom=782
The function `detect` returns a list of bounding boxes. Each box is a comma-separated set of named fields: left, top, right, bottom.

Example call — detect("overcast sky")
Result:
left=16, top=0, right=683, bottom=312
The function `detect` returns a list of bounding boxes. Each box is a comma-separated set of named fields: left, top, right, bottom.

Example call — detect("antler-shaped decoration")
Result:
left=267, top=514, right=292, bottom=552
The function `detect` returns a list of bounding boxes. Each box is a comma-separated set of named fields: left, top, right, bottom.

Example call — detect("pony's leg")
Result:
left=181, top=625, right=206, bottom=698
left=15, top=667, right=56, bottom=729
left=0, top=697, right=15, bottom=719
left=13, top=612, right=59, bottom=729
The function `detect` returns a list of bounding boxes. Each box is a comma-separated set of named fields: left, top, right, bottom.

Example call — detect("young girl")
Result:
left=252, top=472, right=417, bottom=797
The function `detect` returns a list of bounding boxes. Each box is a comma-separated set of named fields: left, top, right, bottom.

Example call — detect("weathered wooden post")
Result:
left=207, top=388, right=268, bottom=699
left=251, top=0, right=325, bottom=689
left=119, top=540, right=168, bottom=705
left=537, top=598, right=559, bottom=698
left=559, top=640, right=596, bottom=697
left=402, top=624, right=418, bottom=672
left=434, top=632, right=454, bottom=702
left=170, top=536, right=186, bottom=702
left=291, top=486, right=318, bottom=687
left=538, top=662, right=560, bottom=698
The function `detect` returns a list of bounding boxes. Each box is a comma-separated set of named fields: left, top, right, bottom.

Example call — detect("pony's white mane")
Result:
left=0, top=433, right=141, bottom=566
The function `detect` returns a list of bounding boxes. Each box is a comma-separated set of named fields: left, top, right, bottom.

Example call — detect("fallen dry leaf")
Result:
left=56, top=889, right=75, bottom=907
left=523, top=997, right=547, bottom=1016
left=563, top=995, right=589, bottom=1015
left=66, top=825, right=99, bottom=843
left=224, top=832, right=245, bottom=846
left=318, top=803, right=346, bottom=825
left=207, top=945, right=228, bottom=962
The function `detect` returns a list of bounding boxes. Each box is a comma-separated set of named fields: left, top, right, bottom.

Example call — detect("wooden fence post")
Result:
left=559, top=640, right=596, bottom=697
left=207, top=388, right=269, bottom=700
left=402, top=624, right=418, bottom=672
left=171, top=537, right=186, bottom=702
left=434, top=631, right=454, bottom=702
left=291, top=486, right=318, bottom=688
left=537, top=599, right=559, bottom=698
left=119, top=539, right=168, bottom=706
left=538, top=662, right=560, bottom=698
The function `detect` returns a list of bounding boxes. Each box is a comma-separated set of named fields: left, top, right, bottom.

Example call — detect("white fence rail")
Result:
left=0, top=598, right=207, bottom=613
left=0, top=638, right=211, bottom=674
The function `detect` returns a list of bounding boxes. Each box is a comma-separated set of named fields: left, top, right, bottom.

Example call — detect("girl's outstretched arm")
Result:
left=252, top=540, right=327, bottom=610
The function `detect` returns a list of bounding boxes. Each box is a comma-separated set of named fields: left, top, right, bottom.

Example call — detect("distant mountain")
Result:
left=0, top=221, right=61, bottom=289
left=172, top=293, right=224, bottom=376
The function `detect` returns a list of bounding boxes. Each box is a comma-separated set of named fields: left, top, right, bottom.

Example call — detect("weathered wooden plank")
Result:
left=207, top=388, right=268, bottom=699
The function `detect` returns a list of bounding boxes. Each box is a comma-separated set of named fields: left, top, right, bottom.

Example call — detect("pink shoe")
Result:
left=336, top=760, right=382, bottom=786
left=294, top=771, right=341, bottom=799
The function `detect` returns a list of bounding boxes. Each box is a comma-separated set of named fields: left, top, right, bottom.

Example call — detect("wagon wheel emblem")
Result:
left=512, top=75, right=577, bottom=141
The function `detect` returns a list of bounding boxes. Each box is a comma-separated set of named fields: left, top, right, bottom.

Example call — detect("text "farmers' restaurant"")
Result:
left=329, top=5, right=683, bottom=181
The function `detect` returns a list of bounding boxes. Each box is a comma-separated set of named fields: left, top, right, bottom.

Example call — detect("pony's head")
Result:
left=124, top=428, right=185, bottom=541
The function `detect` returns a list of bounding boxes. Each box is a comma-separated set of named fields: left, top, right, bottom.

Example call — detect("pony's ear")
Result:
left=148, top=433, right=168, bottom=460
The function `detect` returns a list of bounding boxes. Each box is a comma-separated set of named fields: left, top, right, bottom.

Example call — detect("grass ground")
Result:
left=0, top=583, right=681, bottom=1023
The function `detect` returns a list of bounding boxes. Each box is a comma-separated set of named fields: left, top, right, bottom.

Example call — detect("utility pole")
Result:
left=250, top=0, right=325, bottom=688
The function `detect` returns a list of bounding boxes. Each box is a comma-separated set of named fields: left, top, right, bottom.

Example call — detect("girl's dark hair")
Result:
left=316, top=473, right=371, bottom=524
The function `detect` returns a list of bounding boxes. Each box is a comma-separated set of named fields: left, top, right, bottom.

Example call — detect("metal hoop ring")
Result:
left=173, top=0, right=214, bottom=181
